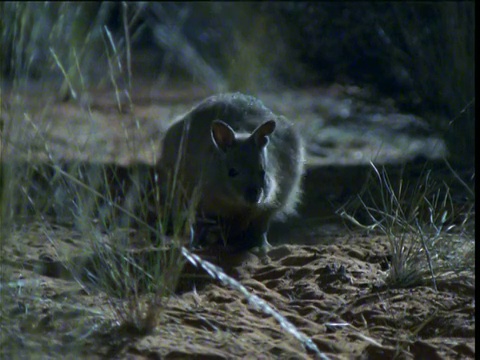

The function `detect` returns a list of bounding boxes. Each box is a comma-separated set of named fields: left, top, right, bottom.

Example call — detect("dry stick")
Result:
left=182, top=249, right=330, bottom=360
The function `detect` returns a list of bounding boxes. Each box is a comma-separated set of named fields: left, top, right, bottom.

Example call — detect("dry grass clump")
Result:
left=341, top=162, right=474, bottom=289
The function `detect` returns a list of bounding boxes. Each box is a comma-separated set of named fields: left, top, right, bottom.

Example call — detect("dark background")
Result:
left=1, top=2, right=475, bottom=170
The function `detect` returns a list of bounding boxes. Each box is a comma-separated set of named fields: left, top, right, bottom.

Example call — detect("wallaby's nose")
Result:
left=245, top=186, right=262, bottom=204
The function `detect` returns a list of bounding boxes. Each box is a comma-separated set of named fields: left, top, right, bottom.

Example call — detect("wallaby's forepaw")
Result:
left=250, top=239, right=271, bottom=264
left=251, top=238, right=271, bottom=251
left=250, top=243, right=270, bottom=254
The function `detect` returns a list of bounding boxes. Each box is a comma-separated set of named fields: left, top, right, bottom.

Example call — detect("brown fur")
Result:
left=158, top=93, right=304, bottom=250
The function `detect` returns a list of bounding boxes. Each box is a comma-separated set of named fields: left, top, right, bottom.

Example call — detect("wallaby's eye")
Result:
left=228, top=168, right=239, bottom=177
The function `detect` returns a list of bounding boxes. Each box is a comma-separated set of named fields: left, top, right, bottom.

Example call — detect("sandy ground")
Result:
left=1, top=83, right=474, bottom=359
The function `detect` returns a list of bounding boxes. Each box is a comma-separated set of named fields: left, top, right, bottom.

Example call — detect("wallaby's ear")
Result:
left=211, top=120, right=236, bottom=152
left=252, top=120, right=276, bottom=148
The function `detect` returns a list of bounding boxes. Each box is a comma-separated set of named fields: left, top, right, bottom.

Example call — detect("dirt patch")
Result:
left=1, top=226, right=474, bottom=359
left=1, top=85, right=474, bottom=359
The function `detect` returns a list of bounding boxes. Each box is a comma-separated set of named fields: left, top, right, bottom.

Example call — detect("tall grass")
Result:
left=1, top=3, right=188, bottom=355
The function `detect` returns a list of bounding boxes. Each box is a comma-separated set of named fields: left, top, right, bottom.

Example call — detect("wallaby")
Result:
left=158, top=93, right=304, bottom=251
